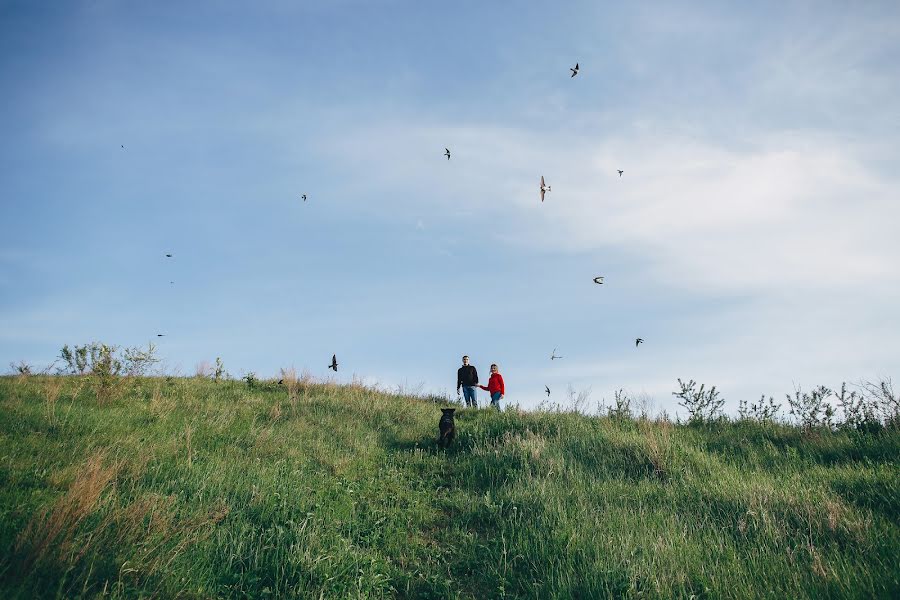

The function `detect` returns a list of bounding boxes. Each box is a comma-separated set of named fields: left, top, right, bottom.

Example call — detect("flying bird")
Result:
left=444, top=148, right=451, bottom=160
left=540, top=176, right=551, bottom=202
left=617, top=170, right=623, bottom=177
left=328, top=354, right=338, bottom=372
left=593, top=276, right=604, bottom=285
left=120, top=145, right=125, bottom=149
left=551, top=347, right=562, bottom=360
left=635, top=338, right=643, bottom=347
left=570, top=63, right=579, bottom=78
left=157, top=334, right=165, bottom=337
left=545, top=385, right=551, bottom=397
left=165, top=254, right=173, bottom=258
left=302, top=194, right=307, bottom=202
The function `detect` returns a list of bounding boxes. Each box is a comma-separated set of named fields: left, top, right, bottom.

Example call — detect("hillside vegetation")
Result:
left=0, top=374, right=898, bottom=599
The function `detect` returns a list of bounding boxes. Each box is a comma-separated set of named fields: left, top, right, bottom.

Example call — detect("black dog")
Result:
left=438, top=408, right=456, bottom=448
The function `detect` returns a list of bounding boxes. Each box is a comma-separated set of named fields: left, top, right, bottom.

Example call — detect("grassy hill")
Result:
left=0, top=374, right=897, bottom=598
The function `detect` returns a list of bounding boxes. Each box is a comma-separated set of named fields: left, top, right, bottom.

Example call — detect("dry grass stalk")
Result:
left=809, top=543, right=829, bottom=579
left=640, top=420, right=673, bottom=479
left=195, top=360, right=212, bottom=378
left=185, top=424, right=193, bottom=468
left=269, top=401, right=283, bottom=422
left=149, top=384, right=175, bottom=417
left=16, top=451, right=121, bottom=572
left=113, top=494, right=176, bottom=550
left=44, top=377, right=64, bottom=426
left=280, top=367, right=301, bottom=409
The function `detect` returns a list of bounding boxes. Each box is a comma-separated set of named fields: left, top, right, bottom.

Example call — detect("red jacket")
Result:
left=480, top=373, right=505, bottom=395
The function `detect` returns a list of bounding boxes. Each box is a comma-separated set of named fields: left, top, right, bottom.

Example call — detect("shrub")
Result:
left=121, top=343, right=160, bottom=376
left=738, top=395, right=781, bottom=423
left=861, top=379, right=899, bottom=429
left=607, top=388, right=632, bottom=420
left=59, top=344, right=89, bottom=375
left=786, top=385, right=835, bottom=430
left=673, top=378, right=725, bottom=423
left=9, top=360, right=32, bottom=377
left=214, top=357, right=226, bottom=383
left=834, top=382, right=880, bottom=432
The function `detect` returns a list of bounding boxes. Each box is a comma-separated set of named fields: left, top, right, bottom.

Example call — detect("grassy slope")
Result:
left=0, top=375, right=897, bottom=599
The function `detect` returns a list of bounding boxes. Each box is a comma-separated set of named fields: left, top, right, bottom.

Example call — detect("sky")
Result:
left=2, top=0, right=899, bottom=417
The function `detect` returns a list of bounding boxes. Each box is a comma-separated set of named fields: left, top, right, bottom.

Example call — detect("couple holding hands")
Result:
left=456, top=355, right=505, bottom=409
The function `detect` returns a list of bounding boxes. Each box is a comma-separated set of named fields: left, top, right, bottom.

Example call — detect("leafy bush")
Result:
left=607, top=388, right=632, bottom=420
left=59, top=344, right=89, bottom=374
left=58, top=342, right=158, bottom=377
left=834, top=382, right=880, bottom=432
left=121, top=343, right=160, bottom=376
left=673, top=378, right=725, bottom=423
left=786, top=385, right=836, bottom=430
left=214, top=357, right=226, bottom=382
left=738, top=395, right=782, bottom=423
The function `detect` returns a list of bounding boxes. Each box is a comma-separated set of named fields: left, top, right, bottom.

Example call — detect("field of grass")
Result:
left=0, top=374, right=897, bottom=598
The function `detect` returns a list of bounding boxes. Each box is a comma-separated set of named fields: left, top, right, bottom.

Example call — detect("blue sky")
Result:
left=2, top=1, right=899, bottom=416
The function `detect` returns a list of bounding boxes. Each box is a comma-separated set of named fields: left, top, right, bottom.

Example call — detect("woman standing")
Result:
left=479, top=363, right=505, bottom=410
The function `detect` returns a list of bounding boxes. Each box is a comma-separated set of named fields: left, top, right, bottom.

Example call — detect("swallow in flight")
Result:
left=540, top=176, right=551, bottom=202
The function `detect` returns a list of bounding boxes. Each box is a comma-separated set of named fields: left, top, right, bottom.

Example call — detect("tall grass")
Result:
left=0, top=375, right=897, bottom=598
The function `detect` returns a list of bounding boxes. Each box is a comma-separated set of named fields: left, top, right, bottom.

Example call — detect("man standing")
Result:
left=457, top=355, right=479, bottom=408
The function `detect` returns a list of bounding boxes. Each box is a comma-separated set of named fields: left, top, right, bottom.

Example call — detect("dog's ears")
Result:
left=442, top=408, right=456, bottom=414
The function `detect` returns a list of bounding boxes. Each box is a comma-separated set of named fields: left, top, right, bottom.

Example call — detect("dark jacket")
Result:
left=457, top=365, right=479, bottom=389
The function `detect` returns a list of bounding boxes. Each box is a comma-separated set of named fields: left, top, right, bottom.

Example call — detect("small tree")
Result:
left=673, top=378, right=725, bottom=423
left=786, top=385, right=835, bottom=430
left=122, top=343, right=160, bottom=377
left=607, top=388, right=632, bottom=420
left=59, top=344, right=89, bottom=375
left=89, top=343, right=123, bottom=404
left=835, top=382, right=880, bottom=431
left=738, top=395, right=781, bottom=423
left=214, top=357, right=226, bottom=383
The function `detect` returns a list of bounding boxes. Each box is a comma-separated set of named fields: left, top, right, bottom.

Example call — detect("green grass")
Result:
left=0, top=375, right=897, bottom=599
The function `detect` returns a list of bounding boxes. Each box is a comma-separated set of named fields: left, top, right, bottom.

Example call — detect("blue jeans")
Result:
left=490, top=392, right=502, bottom=409
left=462, top=386, right=478, bottom=407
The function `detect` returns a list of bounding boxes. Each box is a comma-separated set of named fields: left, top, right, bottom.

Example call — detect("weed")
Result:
left=43, top=377, right=63, bottom=427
